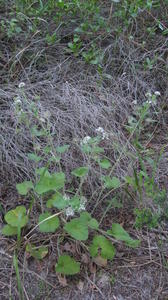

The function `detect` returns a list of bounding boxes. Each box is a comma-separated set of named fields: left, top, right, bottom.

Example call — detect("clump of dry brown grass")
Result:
left=0, top=74, right=135, bottom=186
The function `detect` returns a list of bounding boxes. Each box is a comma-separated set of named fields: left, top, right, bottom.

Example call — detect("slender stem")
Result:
left=13, top=252, right=24, bottom=300
left=17, top=227, right=21, bottom=250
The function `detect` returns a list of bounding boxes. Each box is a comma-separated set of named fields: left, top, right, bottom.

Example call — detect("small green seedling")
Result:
left=134, top=208, right=159, bottom=229
left=71, top=166, right=89, bottom=178
left=2, top=206, right=28, bottom=248
left=67, top=35, right=82, bottom=57
left=103, top=176, right=121, bottom=189
left=98, top=159, right=111, bottom=169
left=26, top=243, right=48, bottom=260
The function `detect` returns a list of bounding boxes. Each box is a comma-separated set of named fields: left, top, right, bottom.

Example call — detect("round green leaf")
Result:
left=92, top=146, right=104, bottom=154
left=99, top=159, right=111, bottom=169
left=16, top=181, right=34, bottom=195
left=81, top=144, right=92, bottom=153
left=89, top=235, right=115, bottom=260
left=79, top=212, right=99, bottom=229
left=56, top=144, right=69, bottom=153
left=35, top=168, right=50, bottom=177
left=79, top=212, right=91, bottom=222
left=88, top=218, right=99, bottom=230
left=39, top=212, right=60, bottom=233
left=1, top=225, right=18, bottom=236
left=46, top=192, right=68, bottom=209
left=5, top=206, right=28, bottom=228
left=103, top=176, right=121, bottom=189
left=35, top=172, right=65, bottom=194
left=27, top=153, right=42, bottom=162
left=55, top=255, right=80, bottom=275
left=71, top=167, right=89, bottom=178
left=64, top=219, right=88, bottom=241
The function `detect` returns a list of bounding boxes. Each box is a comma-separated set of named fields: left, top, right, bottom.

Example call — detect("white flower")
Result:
left=78, top=196, right=87, bottom=212
left=65, top=207, right=74, bottom=217
left=154, top=91, right=161, bottom=96
left=96, top=127, right=104, bottom=134
left=145, top=92, right=152, bottom=98
left=17, top=108, right=24, bottom=115
left=83, top=136, right=91, bottom=144
left=79, top=203, right=86, bottom=211
left=18, top=82, right=25, bottom=88
left=96, top=127, right=109, bottom=139
left=146, top=100, right=152, bottom=104
left=81, top=196, right=87, bottom=205
left=63, top=194, right=70, bottom=201
left=14, top=96, right=22, bottom=105
left=80, top=136, right=91, bottom=146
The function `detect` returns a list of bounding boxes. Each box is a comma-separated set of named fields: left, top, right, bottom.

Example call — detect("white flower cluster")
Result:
left=146, top=99, right=153, bottom=104
left=65, top=195, right=87, bottom=217
left=80, top=136, right=91, bottom=146
left=154, top=91, right=161, bottom=96
left=14, top=96, right=22, bottom=105
left=95, top=127, right=109, bottom=139
left=18, top=82, right=25, bottom=88
left=145, top=91, right=161, bottom=105
left=132, top=100, right=137, bottom=105
left=65, top=194, right=74, bottom=217
left=13, top=96, right=24, bottom=116
left=63, top=194, right=70, bottom=201
left=78, top=196, right=87, bottom=212
left=65, top=206, right=74, bottom=217
left=145, top=92, right=152, bottom=99
left=145, top=92, right=153, bottom=104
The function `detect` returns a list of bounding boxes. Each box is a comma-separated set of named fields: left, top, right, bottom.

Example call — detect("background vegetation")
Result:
left=0, top=0, right=168, bottom=299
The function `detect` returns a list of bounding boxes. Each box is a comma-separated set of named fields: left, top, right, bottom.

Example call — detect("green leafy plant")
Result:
left=26, top=243, right=48, bottom=260
left=103, top=176, right=121, bottom=189
left=134, top=208, right=159, bottom=229
left=16, top=181, right=34, bottom=195
left=89, top=235, right=116, bottom=260
left=1, top=68, right=144, bottom=280
left=38, top=212, right=60, bottom=233
left=35, top=172, right=65, bottom=194
left=64, top=218, right=89, bottom=241
left=98, top=159, right=111, bottom=169
left=107, top=223, right=140, bottom=247
left=67, top=35, right=82, bottom=57
left=55, top=255, right=80, bottom=275
left=71, top=166, right=89, bottom=178
left=2, top=206, right=28, bottom=248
